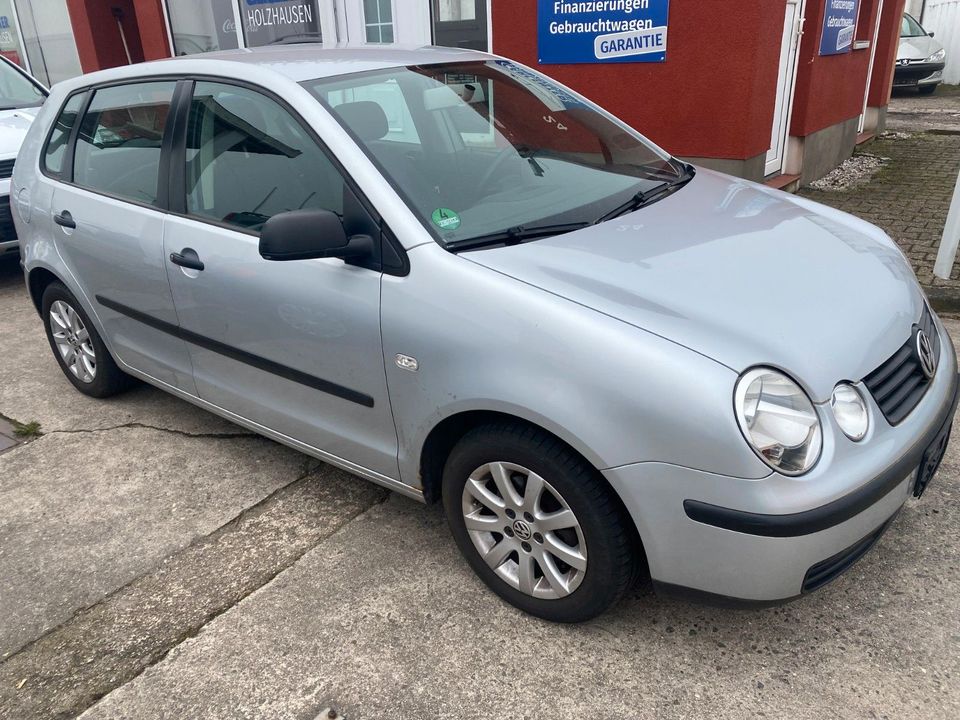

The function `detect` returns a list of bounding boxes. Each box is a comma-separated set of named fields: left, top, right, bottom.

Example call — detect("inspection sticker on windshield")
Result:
left=432, top=208, right=461, bottom=231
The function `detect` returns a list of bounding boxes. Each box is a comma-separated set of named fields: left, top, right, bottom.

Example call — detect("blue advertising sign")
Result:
left=538, top=0, right=670, bottom=65
left=819, top=0, right=860, bottom=56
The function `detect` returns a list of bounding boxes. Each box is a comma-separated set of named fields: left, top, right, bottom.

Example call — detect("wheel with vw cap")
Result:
left=442, top=421, right=639, bottom=622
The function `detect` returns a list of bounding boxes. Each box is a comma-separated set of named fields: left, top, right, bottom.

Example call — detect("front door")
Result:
left=162, top=80, right=400, bottom=479
left=765, top=0, right=803, bottom=177
left=51, top=80, right=196, bottom=392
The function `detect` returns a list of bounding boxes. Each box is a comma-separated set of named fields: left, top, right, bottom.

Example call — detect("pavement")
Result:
left=799, top=85, right=960, bottom=311
left=1, top=89, right=959, bottom=720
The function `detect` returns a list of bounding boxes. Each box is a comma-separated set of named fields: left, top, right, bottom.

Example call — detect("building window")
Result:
left=166, top=0, right=239, bottom=56
left=364, top=0, right=394, bottom=43
left=242, top=0, right=322, bottom=48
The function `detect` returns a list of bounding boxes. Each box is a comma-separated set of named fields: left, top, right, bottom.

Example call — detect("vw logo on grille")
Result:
left=512, top=519, right=533, bottom=541
left=916, top=329, right=937, bottom=380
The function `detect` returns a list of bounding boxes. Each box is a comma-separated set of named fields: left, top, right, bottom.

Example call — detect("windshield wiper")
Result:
left=595, top=166, right=695, bottom=224
left=448, top=222, right=589, bottom=253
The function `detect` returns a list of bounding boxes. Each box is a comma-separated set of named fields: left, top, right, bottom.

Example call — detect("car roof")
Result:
left=48, top=44, right=494, bottom=95
left=199, top=44, right=490, bottom=80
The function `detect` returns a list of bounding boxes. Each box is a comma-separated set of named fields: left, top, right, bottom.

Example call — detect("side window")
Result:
left=73, top=81, right=176, bottom=205
left=43, top=92, right=85, bottom=177
left=325, top=80, right=420, bottom=145
left=185, top=82, right=348, bottom=232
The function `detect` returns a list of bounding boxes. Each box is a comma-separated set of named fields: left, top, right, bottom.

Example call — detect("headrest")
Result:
left=334, top=101, right=389, bottom=141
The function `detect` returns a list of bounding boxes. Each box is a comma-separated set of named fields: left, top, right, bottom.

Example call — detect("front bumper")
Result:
left=894, top=61, right=945, bottom=87
left=0, top=187, right=17, bottom=256
left=605, top=323, right=958, bottom=604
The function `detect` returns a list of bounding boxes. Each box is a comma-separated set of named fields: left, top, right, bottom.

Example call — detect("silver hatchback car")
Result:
left=13, top=46, right=958, bottom=622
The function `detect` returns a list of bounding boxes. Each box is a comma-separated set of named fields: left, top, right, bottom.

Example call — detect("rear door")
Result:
left=49, top=81, right=196, bottom=392
left=161, top=80, right=399, bottom=479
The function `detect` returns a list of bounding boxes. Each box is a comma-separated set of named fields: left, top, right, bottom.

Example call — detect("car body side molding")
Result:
left=95, top=294, right=376, bottom=408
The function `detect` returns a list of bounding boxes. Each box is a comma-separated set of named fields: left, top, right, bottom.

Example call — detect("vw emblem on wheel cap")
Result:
left=916, top=329, right=937, bottom=380
left=512, top=520, right=532, bottom=541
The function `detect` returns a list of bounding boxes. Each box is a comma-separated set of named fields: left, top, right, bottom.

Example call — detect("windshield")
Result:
left=303, top=61, right=687, bottom=247
left=901, top=14, right=926, bottom=38
left=0, top=59, right=45, bottom=110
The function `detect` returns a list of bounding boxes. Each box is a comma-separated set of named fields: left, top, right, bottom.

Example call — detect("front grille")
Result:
left=0, top=158, right=14, bottom=179
left=862, top=307, right=940, bottom=426
left=0, top=195, right=15, bottom=242
left=802, top=519, right=892, bottom=593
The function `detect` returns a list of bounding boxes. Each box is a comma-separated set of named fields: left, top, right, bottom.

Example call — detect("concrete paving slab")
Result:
left=0, top=427, right=306, bottom=659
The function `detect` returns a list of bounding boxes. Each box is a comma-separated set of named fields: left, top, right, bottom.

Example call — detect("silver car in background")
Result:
left=12, top=46, right=958, bottom=622
left=0, top=55, right=46, bottom=259
left=895, top=13, right=947, bottom=94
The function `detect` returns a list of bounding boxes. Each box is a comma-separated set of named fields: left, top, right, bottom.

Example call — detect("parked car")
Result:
left=895, top=13, right=947, bottom=94
left=12, top=46, right=958, bottom=622
left=0, top=55, right=46, bottom=259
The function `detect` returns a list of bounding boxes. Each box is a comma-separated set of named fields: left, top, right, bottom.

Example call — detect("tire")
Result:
left=442, top=421, right=638, bottom=622
left=42, top=282, right=133, bottom=398
left=919, top=84, right=938, bottom=95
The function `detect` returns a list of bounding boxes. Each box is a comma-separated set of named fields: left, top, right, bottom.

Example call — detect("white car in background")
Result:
left=895, top=13, right=947, bottom=95
left=0, top=55, right=47, bottom=259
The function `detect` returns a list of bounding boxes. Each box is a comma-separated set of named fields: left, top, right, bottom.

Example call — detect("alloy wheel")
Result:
left=461, top=461, right=587, bottom=599
left=50, top=300, right=97, bottom=383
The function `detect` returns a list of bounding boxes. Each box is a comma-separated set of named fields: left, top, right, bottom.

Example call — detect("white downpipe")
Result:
left=934, top=168, right=960, bottom=279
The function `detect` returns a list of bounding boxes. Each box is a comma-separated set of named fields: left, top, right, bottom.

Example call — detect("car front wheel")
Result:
left=442, top=421, right=638, bottom=622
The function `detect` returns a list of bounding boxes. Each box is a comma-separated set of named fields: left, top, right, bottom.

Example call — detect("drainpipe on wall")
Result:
left=112, top=7, right=133, bottom=65
left=934, top=169, right=960, bottom=280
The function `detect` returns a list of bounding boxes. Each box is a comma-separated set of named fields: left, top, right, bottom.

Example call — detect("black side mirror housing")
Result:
left=929, top=31, right=935, bottom=37
left=259, top=209, right=373, bottom=263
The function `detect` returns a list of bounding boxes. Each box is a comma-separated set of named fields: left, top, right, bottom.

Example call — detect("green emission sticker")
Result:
left=431, top=208, right=461, bottom=231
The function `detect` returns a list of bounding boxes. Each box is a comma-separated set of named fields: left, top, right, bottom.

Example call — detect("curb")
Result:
left=923, top=285, right=960, bottom=316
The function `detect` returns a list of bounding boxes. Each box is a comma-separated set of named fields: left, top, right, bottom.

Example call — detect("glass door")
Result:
left=432, top=0, right=488, bottom=51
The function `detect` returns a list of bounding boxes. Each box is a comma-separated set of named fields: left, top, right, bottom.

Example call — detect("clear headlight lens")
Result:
left=831, top=383, right=869, bottom=441
left=927, top=49, right=946, bottom=63
left=734, top=368, right=822, bottom=475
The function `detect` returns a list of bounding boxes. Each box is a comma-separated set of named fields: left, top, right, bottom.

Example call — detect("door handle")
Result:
left=169, top=248, right=205, bottom=272
left=54, top=210, right=76, bottom=229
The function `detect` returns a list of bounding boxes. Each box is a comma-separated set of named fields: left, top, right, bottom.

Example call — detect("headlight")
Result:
left=734, top=368, right=822, bottom=475
left=927, top=49, right=946, bottom=63
left=831, top=384, right=869, bottom=441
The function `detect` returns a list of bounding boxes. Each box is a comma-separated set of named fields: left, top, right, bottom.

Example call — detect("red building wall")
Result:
left=491, top=0, right=786, bottom=162
left=789, top=0, right=890, bottom=137
left=67, top=0, right=170, bottom=75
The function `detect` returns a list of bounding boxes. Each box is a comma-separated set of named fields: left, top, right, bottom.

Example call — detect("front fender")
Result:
left=382, top=243, right=770, bottom=487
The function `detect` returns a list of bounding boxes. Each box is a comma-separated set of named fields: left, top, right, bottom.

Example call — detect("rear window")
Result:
left=42, top=92, right=85, bottom=177
left=72, top=82, right=176, bottom=206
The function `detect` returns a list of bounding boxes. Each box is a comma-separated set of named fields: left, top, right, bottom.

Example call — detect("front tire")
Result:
left=42, top=282, right=132, bottom=398
left=442, top=421, right=638, bottom=622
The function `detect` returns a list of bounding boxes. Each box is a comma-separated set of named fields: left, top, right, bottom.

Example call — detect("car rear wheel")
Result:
left=442, top=421, right=638, bottom=622
left=42, top=283, right=132, bottom=398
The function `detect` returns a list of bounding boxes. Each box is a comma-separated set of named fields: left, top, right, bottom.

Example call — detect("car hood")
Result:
left=898, top=34, right=942, bottom=60
left=464, top=169, right=924, bottom=402
left=0, top=107, right=39, bottom=157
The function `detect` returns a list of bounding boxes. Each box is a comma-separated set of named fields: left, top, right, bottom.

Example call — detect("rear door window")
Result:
left=72, top=81, right=176, bottom=206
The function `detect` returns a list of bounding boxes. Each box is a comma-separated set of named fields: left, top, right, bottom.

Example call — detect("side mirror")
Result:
left=929, top=31, right=935, bottom=37
left=259, top=209, right=373, bottom=262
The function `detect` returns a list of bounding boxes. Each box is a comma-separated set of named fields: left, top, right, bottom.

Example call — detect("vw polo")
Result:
left=12, top=46, right=958, bottom=622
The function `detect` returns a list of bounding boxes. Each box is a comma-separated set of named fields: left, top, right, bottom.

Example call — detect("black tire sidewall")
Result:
left=442, top=425, right=634, bottom=623
left=41, top=283, right=124, bottom=398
